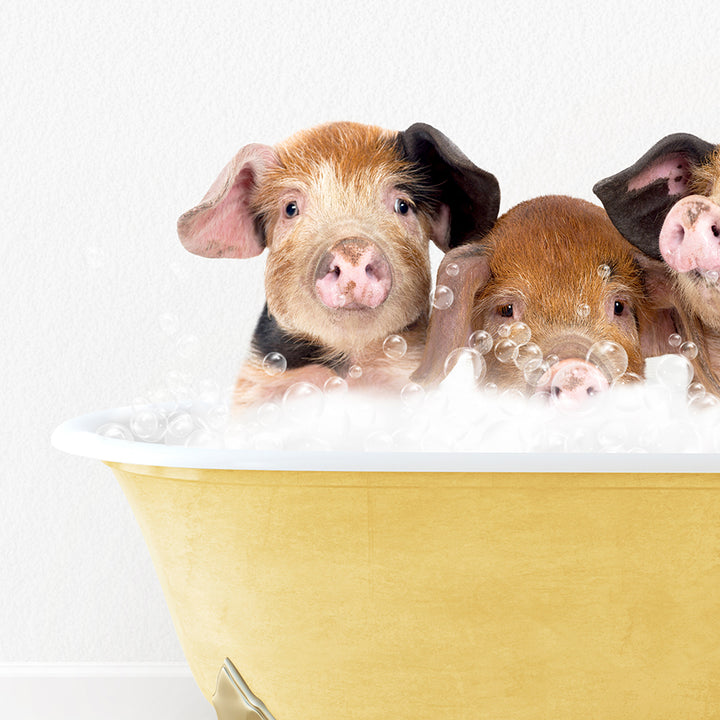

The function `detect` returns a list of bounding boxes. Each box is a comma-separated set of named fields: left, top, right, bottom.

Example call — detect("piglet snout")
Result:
left=659, top=195, right=720, bottom=274
left=546, top=359, right=610, bottom=410
left=315, top=239, right=392, bottom=310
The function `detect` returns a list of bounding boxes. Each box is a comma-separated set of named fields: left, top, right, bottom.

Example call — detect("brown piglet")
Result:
left=594, top=134, right=720, bottom=394
left=177, top=122, right=500, bottom=408
left=413, top=195, right=677, bottom=408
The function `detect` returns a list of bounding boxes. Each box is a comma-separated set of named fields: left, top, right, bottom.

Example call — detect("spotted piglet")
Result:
left=412, top=196, right=677, bottom=408
left=178, top=122, right=500, bottom=407
left=594, top=134, right=720, bottom=393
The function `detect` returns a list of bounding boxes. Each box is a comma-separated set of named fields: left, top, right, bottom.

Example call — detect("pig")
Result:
left=412, top=195, right=678, bottom=407
left=593, top=134, right=720, bottom=393
left=177, top=122, right=500, bottom=408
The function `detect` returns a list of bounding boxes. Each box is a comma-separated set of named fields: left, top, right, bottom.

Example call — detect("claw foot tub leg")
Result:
left=213, top=659, right=278, bottom=720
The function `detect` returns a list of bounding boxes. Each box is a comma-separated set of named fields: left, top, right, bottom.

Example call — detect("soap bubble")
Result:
left=203, top=405, right=229, bottom=432
left=165, top=412, right=195, bottom=443
left=196, top=377, right=221, bottom=405
left=597, top=264, right=611, bottom=279
left=400, top=382, right=425, bottom=408
left=176, top=333, right=200, bottom=360
left=282, top=382, right=324, bottom=423
left=400, top=381, right=425, bottom=408
left=586, top=340, right=628, bottom=381
left=668, top=333, right=682, bottom=348
left=514, top=342, right=543, bottom=371
left=689, top=393, right=720, bottom=412
left=524, top=360, right=551, bottom=387
left=130, top=407, right=166, bottom=442
left=431, top=285, right=454, bottom=310
left=508, top=322, right=531, bottom=346
left=257, top=402, right=282, bottom=428
left=497, top=323, right=511, bottom=338
left=468, top=329, right=493, bottom=355
left=576, top=303, right=591, bottom=318
left=654, top=354, right=693, bottom=390
left=494, top=338, right=518, bottom=364
left=165, top=370, right=194, bottom=403
left=383, top=334, right=407, bottom=360
left=704, top=270, right=719, bottom=284
left=324, top=376, right=349, bottom=395
left=445, top=262, right=460, bottom=277
left=262, top=352, right=287, bottom=376
left=146, top=387, right=177, bottom=413
left=688, top=382, right=706, bottom=400
left=545, top=354, right=560, bottom=368
left=612, top=371, right=643, bottom=387
left=348, top=364, right=363, bottom=379
left=97, top=422, right=133, bottom=441
left=443, top=347, right=486, bottom=381
left=680, top=341, right=698, bottom=360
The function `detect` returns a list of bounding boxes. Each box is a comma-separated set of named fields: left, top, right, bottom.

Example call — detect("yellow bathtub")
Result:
left=53, top=408, right=720, bottom=720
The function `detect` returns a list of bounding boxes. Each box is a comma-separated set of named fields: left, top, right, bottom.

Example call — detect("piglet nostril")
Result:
left=713, top=225, right=720, bottom=239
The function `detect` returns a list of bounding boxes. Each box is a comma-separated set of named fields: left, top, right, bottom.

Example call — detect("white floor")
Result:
left=0, top=665, right=216, bottom=720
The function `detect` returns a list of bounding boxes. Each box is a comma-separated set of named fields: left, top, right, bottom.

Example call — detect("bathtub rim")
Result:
left=51, top=406, right=720, bottom=473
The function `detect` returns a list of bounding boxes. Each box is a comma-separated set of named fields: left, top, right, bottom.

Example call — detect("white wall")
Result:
left=1, top=0, right=717, bottom=688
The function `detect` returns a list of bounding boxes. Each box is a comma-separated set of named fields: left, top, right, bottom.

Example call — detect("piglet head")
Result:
left=415, top=196, right=673, bottom=409
left=178, top=122, right=500, bottom=357
left=594, top=134, right=720, bottom=331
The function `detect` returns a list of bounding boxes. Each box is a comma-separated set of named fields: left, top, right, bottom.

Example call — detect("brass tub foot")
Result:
left=213, top=659, right=277, bottom=720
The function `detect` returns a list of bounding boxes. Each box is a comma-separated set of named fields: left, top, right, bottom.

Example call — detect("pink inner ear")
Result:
left=178, top=143, right=278, bottom=259
left=627, top=152, right=692, bottom=196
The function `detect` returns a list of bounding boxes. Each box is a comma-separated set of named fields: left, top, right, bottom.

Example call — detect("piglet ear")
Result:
left=633, top=252, right=680, bottom=358
left=593, top=133, right=715, bottom=261
left=399, top=123, right=500, bottom=251
left=412, top=244, right=491, bottom=386
left=177, top=143, right=280, bottom=258
left=634, top=252, right=720, bottom=395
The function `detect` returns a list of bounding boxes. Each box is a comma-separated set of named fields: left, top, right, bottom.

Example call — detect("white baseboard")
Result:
left=0, top=664, right=216, bottom=720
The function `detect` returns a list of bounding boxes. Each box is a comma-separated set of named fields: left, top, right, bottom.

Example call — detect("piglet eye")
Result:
left=614, top=300, right=625, bottom=316
left=499, top=304, right=514, bottom=318
left=284, top=201, right=299, bottom=218
left=394, top=198, right=410, bottom=215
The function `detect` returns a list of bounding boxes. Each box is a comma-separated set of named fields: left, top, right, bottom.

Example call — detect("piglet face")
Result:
left=414, top=197, right=668, bottom=407
left=253, top=128, right=439, bottom=353
left=472, top=198, right=647, bottom=397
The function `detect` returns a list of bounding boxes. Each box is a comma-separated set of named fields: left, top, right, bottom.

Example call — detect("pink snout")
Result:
left=545, top=359, right=610, bottom=410
left=315, top=239, right=392, bottom=310
left=659, top=195, right=720, bottom=274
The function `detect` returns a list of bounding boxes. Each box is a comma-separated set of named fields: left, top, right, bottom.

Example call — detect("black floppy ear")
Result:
left=399, top=123, right=500, bottom=251
left=593, top=133, right=716, bottom=261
